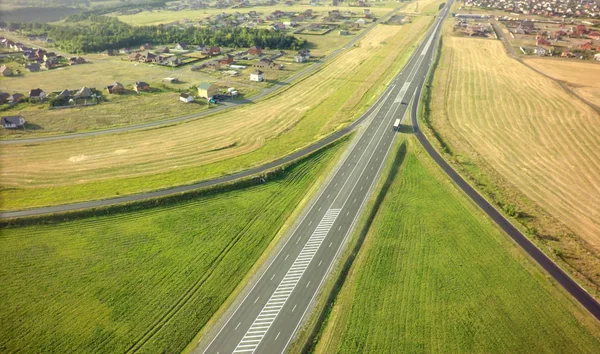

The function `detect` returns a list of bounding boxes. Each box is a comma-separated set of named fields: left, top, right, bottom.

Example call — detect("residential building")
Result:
left=134, top=81, right=150, bottom=93
left=29, top=88, right=46, bottom=102
left=198, top=82, right=218, bottom=98
left=0, top=65, right=12, bottom=76
left=250, top=70, right=264, bottom=82
left=1, top=116, right=26, bottom=129
left=106, top=82, right=125, bottom=94
left=180, top=93, right=194, bottom=103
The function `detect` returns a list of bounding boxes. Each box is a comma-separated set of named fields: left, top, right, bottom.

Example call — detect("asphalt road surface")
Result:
left=197, top=4, right=451, bottom=354
left=0, top=7, right=404, bottom=146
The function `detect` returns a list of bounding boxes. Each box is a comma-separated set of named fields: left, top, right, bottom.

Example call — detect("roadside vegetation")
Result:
left=424, top=33, right=600, bottom=293
left=1, top=16, right=433, bottom=210
left=0, top=138, right=345, bottom=353
left=312, top=138, right=600, bottom=353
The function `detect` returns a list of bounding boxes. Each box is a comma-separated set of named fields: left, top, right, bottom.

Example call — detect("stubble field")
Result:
left=429, top=36, right=600, bottom=254
left=314, top=139, right=600, bottom=353
left=0, top=139, right=344, bottom=353
left=523, top=58, right=600, bottom=108
left=0, top=18, right=431, bottom=210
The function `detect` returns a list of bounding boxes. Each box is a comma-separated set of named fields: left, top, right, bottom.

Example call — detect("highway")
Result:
left=197, top=3, right=451, bottom=353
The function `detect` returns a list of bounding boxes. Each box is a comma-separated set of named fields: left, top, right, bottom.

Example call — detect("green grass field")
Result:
left=0, top=140, right=345, bottom=353
left=314, top=138, right=600, bottom=353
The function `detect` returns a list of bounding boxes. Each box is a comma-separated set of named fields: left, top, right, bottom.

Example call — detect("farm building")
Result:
left=57, top=89, right=71, bottom=99
left=205, top=60, right=221, bottom=70
left=0, top=65, right=12, bottom=76
left=1, top=116, right=26, bottom=129
left=133, top=82, right=150, bottom=93
left=175, top=42, right=188, bottom=50
left=180, top=93, right=194, bottom=103
left=0, top=92, right=8, bottom=104
left=106, top=82, right=125, bottom=94
left=250, top=70, right=264, bottom=82
left=197, top=82, right=218, bottom=99
left=163, top=77, right=179, bottom=83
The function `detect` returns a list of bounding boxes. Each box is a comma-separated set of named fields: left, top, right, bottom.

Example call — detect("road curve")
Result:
left=0, top=7, right=404, bottom=146
left=194, top=4, right=451, bottom=354
left=410, top=45, right=600, bottom=321
left=0, top=7, right=409, bottom=219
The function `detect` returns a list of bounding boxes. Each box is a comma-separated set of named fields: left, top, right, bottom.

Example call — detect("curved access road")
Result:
left=409, top=36, right=600, bottom=321
left=1, top=7, right=403, bottom=146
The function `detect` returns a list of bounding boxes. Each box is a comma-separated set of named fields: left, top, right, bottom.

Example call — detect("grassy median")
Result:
left=313, top=138, right=600, bottom=353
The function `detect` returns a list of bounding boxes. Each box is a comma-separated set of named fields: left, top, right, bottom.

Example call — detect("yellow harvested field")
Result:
left=430, top=36, right=600, bottom=250
left=524, top=58, right=600, bottom=108
left=0, top=19, right=430, bottom=209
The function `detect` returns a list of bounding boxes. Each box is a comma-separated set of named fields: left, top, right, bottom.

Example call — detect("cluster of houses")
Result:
left=0, top=36, right=86, bottom=73
left=453, top=20, right=494, bottom=36
left=463, top=0, right=600, bottom=18
left=507, top=20, right=600, bottom=58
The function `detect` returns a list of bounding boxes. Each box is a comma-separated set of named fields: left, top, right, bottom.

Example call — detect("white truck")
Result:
left=393, top=119, right=401, bottom=131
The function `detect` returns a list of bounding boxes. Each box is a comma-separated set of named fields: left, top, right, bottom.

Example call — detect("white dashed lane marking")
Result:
left=232, top=208, right=341, bottom=353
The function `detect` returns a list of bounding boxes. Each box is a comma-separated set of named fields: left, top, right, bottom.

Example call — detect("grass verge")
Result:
left=0, top=137, right=347, bottom=353
left=311, top=137, right=600, bottom=353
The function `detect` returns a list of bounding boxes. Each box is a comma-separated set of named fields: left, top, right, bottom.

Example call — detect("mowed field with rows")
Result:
left=314, top=139, right=600, bottom=353
left=0, top=141, right=344, bottom=353
left=523, top=58, right=600, bottom=108
left=0, top=17, right=432, bottom=210
left=429, top=37, right=600, bottom=252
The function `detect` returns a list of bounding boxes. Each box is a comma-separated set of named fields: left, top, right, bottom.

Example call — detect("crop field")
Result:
left=428, top=36, right=600, bottom=256
left=0, top=17, right=432, bottom=210
left=314, top=139, right=600, bottom=353
left=116, top=3, right=400, bottom=26
left=524, top=58, right=600, bottom=108
left=0, top=139, right=345, bottom=353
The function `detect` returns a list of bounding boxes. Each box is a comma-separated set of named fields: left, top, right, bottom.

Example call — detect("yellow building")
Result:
left=197, top=82, right=218, bottom=99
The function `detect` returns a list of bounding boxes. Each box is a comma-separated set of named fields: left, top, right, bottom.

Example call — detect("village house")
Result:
left=248, top=46, right=262, bottom=55
left=43, top=52, right=56, bottom=61
left=220, top=54, right=235, bottom=65
left=129, top=52, right=142, bottom=61
left=57, top=89, right=71, bottom=100
left=42, top=60, right=55, bottom=70
left=29, top=88, right=46, bottom=102
left=23, top=52, right=37, bottom=61
left=197, top=82, right=218, bottom=99
left=25, top=63, right=40, bottom=72
left=0, top=92, right=9, bottom=104
left=175, top=42, right=188, bottom=50
left=69, top=56, right=86, bottom=65
left=134, top=81, right=150, bottom=93
left=8, top=93, right=24, bottom=104
left=204, top=60, right=221, bottom=70
left=140, top=43, right=151, bottom=50
left=253, top=58, right=279, bottom=70
left=75, top=86, right=93, bottom=99
left=180, top=93, right=194, bottom=103
left=165, top=56, right=182, bottom=66
left=0, top=65, right=12, bottom=77
left=533, top=47, right=547, bottom=56
left=294, top=55, right=307, bottom=63
left=1, top=116, right=26, bottom=129
left=156, top=46, right=170, bottom=54
left=106, top=82, right=125, bottom=94
left=250, top=69, right=264, bottom=82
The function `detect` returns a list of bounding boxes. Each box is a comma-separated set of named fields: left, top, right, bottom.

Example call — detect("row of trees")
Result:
left=3, top=14, right=306, bottom=53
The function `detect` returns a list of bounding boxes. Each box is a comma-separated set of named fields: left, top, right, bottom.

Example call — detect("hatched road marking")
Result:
left=232, top=208, right=341, bottom=353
